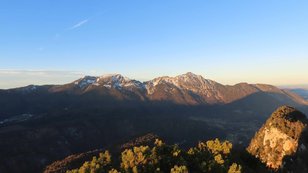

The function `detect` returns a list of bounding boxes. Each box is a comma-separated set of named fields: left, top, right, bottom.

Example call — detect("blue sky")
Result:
left=0, top=0, right=308, bottom=88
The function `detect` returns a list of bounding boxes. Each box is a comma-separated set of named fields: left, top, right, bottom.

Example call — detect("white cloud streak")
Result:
left=68, top=19, right=89, bottom=30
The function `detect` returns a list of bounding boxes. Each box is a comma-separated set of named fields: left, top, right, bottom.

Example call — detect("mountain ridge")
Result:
left=3, top=72, right=307, bottom=106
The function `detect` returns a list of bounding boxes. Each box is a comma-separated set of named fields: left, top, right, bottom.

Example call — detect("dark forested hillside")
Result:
left=45, top=106, right=308, bottom=173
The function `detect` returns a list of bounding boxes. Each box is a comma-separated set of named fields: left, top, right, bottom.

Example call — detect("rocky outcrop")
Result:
left=247, top=106, right=307, bottom=170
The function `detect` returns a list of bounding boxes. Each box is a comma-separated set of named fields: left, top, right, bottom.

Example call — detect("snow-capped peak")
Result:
left=74, top=72, right=216, bottom=93
left=74, top=76, right=98, bottom=88
left=178, top=72, right=200, bottom=78
left=74, top=74, right=145, bottom=90
left=148, top=72, right=208, bottom=87
left=145, top=72, right=217, bottom=94
left=175, top=72, right=205, bottom=83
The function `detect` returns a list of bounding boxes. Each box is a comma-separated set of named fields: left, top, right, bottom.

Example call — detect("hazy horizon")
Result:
left=0, top=70, right=307, bottom=89
left=1, top=0, right=308, bottom=88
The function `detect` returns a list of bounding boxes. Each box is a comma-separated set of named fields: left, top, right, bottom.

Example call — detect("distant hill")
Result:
left=289, top=88, right=308, bottom=100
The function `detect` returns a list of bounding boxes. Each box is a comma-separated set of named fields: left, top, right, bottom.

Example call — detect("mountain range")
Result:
left=1, top=72, right=307, bottom=111
left=36, top=72, right=308, bottom=105
left=0, top=72, right=307, bottom=173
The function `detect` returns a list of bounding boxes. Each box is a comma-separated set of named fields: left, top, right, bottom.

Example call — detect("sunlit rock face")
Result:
left=247, top=106, right=307, bottom=169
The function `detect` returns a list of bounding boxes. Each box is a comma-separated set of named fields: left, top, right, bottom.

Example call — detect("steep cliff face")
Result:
left=247, top=106, right=307, bottom=170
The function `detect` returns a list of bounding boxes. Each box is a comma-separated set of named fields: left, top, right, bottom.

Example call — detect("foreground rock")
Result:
left=247, top=106, right=307, bottom=170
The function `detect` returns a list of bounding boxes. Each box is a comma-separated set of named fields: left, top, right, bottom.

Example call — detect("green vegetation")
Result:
left=67, top=138, right=241, bottom=173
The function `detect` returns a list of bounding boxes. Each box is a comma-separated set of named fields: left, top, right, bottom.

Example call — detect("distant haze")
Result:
left=279, top=85, right=308, bottom=90
left=0, top=70, right=307, bottom=89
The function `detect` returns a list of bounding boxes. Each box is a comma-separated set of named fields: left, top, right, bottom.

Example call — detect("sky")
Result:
left=0, top=0, right=308, bottom=89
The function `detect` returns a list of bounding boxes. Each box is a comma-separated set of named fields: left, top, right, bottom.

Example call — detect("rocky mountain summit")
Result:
left=247, top=106, right=308, bottom=170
